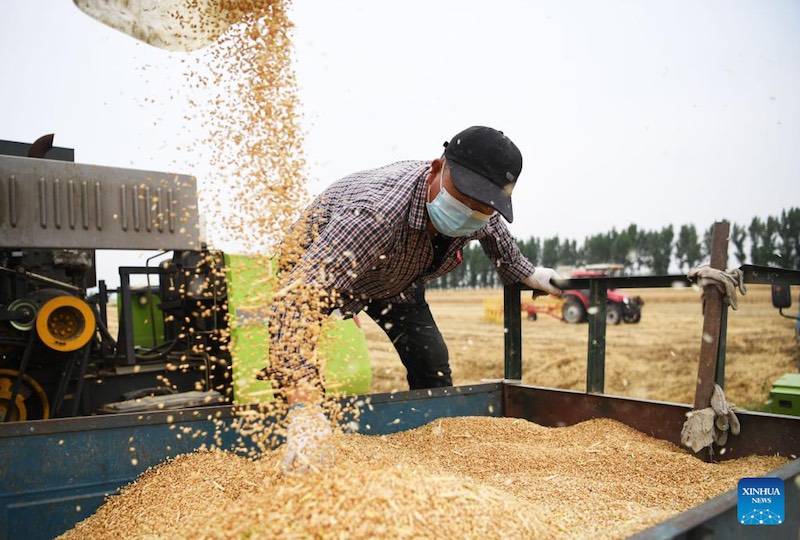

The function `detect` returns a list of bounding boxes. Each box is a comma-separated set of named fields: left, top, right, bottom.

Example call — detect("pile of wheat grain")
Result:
left=59, top=416, right=789, bottom=540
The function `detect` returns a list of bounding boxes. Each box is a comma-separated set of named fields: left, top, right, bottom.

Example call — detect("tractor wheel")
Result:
left=562, top=298, right=586, bottom=324
left=527, top=311, right=537, bottom=321
left=623, top=308, right=641, bottom=324
left=607, top=304, right=623, bottom=325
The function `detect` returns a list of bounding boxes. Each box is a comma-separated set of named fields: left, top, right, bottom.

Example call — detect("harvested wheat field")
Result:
left=365, top=284, right=798, bottom=410
left=59, top=416, right=790, bottom=540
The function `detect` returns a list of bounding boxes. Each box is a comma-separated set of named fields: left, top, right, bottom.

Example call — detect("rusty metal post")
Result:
left=693, top=221, right=730, bottom=410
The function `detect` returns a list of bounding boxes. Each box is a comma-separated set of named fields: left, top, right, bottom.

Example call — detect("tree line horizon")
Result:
left=429, top=207, right=800, bottom=289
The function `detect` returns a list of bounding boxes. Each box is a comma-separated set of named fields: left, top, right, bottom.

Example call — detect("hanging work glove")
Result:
left=281, top=403, right=334, bottom=475
left=709, top=384, right=741, bottom=447
left=680, top=384, right=741, bottom=452
left=687, top=266, right=747, bottom=310
left=524, top=267, right=563, bottom=298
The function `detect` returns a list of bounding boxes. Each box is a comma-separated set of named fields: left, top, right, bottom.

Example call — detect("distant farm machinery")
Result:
left=484, top=296, right=563, bottom=324
left=485, top=264, right=644, bottom=325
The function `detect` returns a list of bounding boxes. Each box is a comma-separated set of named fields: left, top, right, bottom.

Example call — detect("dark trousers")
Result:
left=365, top=289, right=452, bottom=390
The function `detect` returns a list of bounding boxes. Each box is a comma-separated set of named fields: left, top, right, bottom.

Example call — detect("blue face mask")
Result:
left=426, top=167, right=493, bottom=237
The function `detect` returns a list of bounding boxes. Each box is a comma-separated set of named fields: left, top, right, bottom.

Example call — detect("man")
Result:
left=269, top=126, right=562, bottom=472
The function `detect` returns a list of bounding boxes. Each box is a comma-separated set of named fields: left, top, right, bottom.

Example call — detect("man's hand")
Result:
left=281, top=404, right=334, bottom=475
left=524, top=267, right=563, bottom=298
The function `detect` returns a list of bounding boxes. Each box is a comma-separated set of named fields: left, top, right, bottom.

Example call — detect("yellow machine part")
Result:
left=36, top=295, right=96, bottom=352
left=0, top=368, right=50, bottom=421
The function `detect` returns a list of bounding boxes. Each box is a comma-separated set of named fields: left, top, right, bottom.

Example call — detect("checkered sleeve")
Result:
left=477, top=217, right=536, bottom=285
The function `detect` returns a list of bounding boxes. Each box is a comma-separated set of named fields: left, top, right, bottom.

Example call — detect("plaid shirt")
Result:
left=269, top=160, right=535, bottom=385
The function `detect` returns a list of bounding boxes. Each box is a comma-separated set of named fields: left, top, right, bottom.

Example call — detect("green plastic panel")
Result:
left=120, top=288, right=165, bottom=348
left=768, top=373, right=800, bottom=416
left=224, top=253, right=372, bottom=403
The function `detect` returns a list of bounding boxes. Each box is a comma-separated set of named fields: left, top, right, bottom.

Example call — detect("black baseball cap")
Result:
left=443, top=126, right=522, bottom=222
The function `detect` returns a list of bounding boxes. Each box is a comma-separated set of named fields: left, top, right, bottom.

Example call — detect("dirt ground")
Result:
left=361, top=284, right=799, bottom=410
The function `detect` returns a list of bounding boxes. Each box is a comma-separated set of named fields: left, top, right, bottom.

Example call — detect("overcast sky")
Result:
left=2, top=0, right=799, bottom=250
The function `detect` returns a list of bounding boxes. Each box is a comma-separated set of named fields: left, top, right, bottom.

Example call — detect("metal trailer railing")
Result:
left=502, top=264, right=800, bottom=395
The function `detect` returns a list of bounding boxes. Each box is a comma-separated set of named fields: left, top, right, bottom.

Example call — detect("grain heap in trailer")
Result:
left=2, top=2, right=800, bottom=539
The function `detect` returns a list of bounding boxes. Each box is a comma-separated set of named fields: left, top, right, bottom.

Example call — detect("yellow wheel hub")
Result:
left=0, top=369, right=50, bottom=421
left=36, top=295, right=96, bottom=352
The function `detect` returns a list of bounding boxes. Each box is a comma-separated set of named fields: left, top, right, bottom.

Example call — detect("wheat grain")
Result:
left=59, top=416, right=790, bottom=540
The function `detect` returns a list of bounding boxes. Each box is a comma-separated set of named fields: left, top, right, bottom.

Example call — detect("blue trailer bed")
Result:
left=2, top=382, right=799, bottom=540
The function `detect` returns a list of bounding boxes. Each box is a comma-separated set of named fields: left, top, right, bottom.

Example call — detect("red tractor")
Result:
left=560, top=264, right=644, bottom=325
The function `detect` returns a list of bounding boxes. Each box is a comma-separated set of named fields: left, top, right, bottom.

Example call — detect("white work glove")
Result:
left=281, top=404, right=334, bottom=475
left=525, top=267, right=563, bottom=298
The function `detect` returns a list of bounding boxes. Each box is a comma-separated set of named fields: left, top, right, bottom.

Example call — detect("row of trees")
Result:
left=430, top=208, right=800, bottom=289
